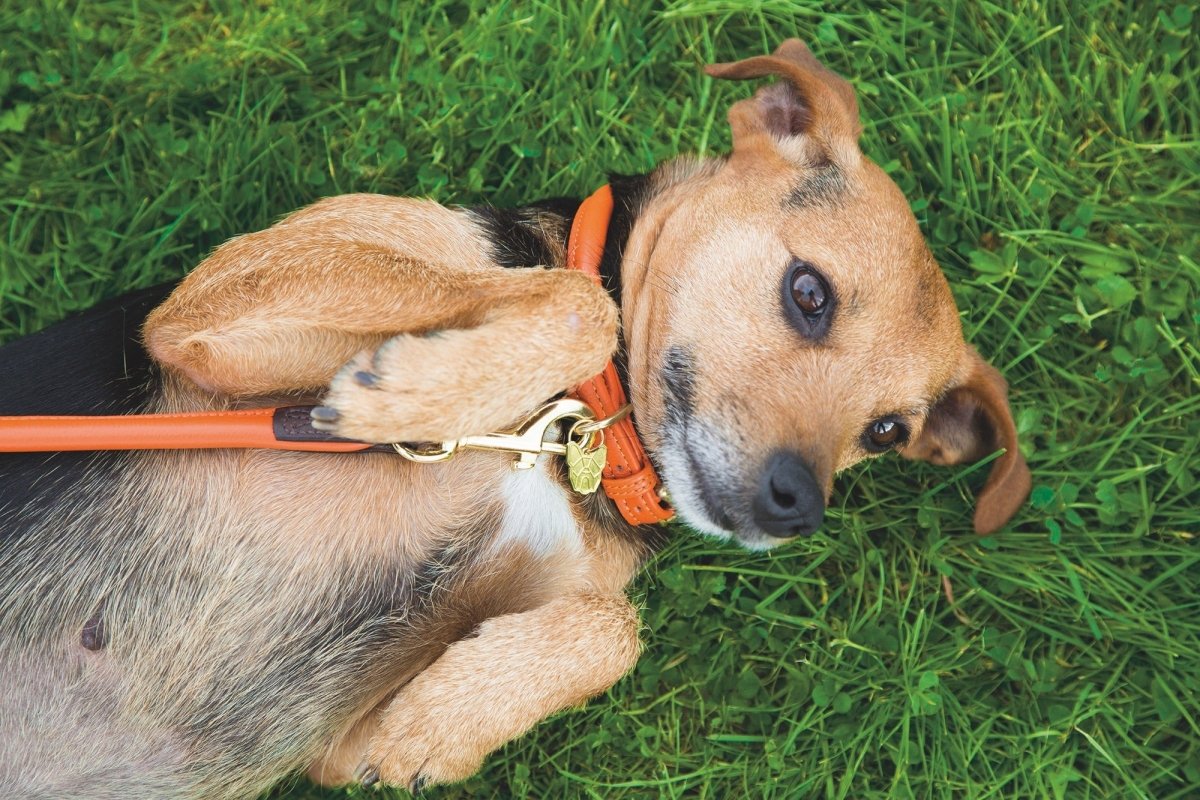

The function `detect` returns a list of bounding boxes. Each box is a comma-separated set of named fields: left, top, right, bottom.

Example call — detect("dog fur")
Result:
left=0, top=41, right=1030, bottom=798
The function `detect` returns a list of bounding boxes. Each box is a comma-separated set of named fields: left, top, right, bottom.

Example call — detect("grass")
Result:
left=2, top=0, right=1198, bottom=797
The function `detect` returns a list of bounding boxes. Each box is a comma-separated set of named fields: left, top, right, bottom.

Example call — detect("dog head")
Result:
left=622, top=40, right=1031, bottom=548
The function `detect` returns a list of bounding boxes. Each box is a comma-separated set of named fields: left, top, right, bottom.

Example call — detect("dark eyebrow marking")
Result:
left=786, top=152, right=847, bottom=208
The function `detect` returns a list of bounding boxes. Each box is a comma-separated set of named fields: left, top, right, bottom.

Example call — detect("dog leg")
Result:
left=316, top=271, right=616, bottom=442
left=143, top=195, right=617, bottom=439
left=357, top=593, right=640, bottom=791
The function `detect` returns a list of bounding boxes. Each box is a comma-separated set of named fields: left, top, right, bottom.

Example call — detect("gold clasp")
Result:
left=391, top=398, right=602, bottom=470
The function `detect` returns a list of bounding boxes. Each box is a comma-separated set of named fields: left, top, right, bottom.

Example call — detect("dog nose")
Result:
left=752, top=452, right=824, bottom=538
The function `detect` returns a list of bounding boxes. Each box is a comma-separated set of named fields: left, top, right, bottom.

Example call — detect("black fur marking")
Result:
left=0, top=283, right=175, bottom=537
left=787, top=156, right=846, bottom=208
left=600, top=173, right=652, bottom=389
left=661, top=346, right=696, bottom=428
left=0, top=283, right=172, bottom=415
left=468, top=197, right=579, bottom=269
left=528, top=195, right=583, bottom=223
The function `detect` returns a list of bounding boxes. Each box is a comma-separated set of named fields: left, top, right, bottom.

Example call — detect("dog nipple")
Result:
left=81, top=607, right=107, bottom=651
left=566, top=312, right=582, bottom=332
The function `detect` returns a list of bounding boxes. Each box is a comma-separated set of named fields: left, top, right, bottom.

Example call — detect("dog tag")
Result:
left=566, top=440, right=606, bottom=494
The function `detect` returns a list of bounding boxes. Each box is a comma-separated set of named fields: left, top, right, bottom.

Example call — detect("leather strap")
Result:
left=567, top=185, right=674, bottom=525
left=0, top=406, right=379, bottom=453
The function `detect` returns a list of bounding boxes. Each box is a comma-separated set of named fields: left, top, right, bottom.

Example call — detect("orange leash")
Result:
left=0, top=406, right=376, bottom=453
left=566, top=186, right=675, bottom=525
left=0, top=186, right=673, bottom=525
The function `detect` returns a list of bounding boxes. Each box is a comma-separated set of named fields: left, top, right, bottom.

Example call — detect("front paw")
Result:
left=311, top=330, right=543, bottom=444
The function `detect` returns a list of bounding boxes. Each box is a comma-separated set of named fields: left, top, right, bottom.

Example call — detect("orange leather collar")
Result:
left=0, top=186, right=675, bottom=526
left=566, top=185, right=674, bottom=526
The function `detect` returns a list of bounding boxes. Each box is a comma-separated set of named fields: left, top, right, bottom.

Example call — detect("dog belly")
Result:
left=0, top=646, right=193, bottom=799
left=0, top=554, right=425, bottom=799
left=0, top=445, right=582, bottom=798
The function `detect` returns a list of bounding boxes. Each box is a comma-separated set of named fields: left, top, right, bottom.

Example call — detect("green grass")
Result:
left=3, top=1, right=1199, bottom=798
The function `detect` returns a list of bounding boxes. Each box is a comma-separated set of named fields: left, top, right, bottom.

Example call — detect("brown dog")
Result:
left=0, top=40, right=1029, bottom=798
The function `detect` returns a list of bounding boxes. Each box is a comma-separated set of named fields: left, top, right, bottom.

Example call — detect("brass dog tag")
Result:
left=566, top=440, right=606, bottom=494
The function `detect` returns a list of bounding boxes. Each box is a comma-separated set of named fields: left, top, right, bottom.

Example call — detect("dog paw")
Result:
left=357, top=701, right=493, bottom=793
left=311, top=330, right=546, bottom=444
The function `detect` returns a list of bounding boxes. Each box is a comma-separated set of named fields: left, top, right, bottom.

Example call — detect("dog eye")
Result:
left=782, top=259, right=834, bottom=340
left=789, top=265, right=829, bottom=316
left=863, top=418, right=907, bottom=452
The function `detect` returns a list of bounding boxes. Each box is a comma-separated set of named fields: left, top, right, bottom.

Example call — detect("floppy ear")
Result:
left=704, top=39, right=861, bottom=154
left=902, top=346, right=1032, bottom=535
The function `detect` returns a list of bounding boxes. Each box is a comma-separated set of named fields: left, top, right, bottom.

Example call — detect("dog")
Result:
left=0, top=40, right=1030, bottom=798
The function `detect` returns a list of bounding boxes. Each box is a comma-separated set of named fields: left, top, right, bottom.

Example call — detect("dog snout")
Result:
left=752, top=451, right=824, bottom=538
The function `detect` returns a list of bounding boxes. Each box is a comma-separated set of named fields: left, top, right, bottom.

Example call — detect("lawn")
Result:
left=2, top=1, right=1198, bottom=798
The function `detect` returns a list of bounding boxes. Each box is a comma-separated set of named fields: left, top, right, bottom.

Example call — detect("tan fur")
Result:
left=306, top=593, right=639, bottom=787
left=365, top=592, right=639, bottom=787
left=146, top=196, right=617, bottom=442
left=1, top=40, right=1030, bottom=797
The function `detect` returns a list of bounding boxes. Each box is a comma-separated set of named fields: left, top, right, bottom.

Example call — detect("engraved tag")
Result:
left=566, top=440, right=606, bottom=494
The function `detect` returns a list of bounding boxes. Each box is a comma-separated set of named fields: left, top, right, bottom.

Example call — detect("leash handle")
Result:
left=0, top=406, right=375, bottom=453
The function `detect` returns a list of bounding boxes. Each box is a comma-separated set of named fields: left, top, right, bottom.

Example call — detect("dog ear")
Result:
left=901, top=346, right=1032, bottom=535
left=705, top=39, right=861, bottom=153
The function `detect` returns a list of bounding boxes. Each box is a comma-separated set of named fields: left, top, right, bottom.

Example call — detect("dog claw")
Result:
left=353, top=370, right=381, bottom=388
left=354, top=761, right=380, bottom=788
left=309, top=406, right=339, bottom=424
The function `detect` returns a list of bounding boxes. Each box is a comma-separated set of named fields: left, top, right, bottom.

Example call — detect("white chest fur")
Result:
left=494, top=461, right=582, bottom=557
